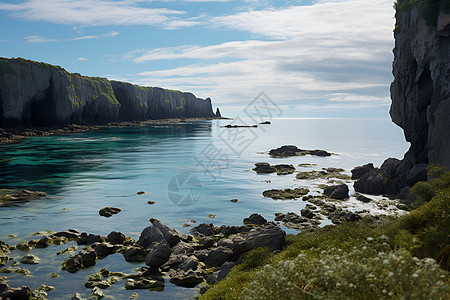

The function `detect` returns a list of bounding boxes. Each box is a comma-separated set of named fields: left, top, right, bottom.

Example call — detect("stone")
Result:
left=323, top=184, right=349, bottom=200
left=204, top=247, right=234, bottom=267
left=169, top=270, right=204, bottom=288
left=123, top=246, right=147, bottom=262
left=355, top=193, right=372, bottom=203
left=98, top=207, right=121, bottom=218
left=35, top=236, right=53, bottom=248
left=217, top=225, right=248, bottom=236
left=243, top=213, right=267, bottom=226
left=76, top=233, right=103, bottom=245
left=351, top=163, right=374, bottom=179
left=269, top=145, right=331, bottom=157
left=62, top=250, right=97, bottom=273
left=300, top=208, right=315, bottom=219
left=71, top=293, right=87, bottom=300
left=90, top=286, right=104, bottom=299
left=137, top=191, right=146, bottom=195
left=197, top=236, right=214, bottom=249
left=20, top=254, right=40, bottom=264
left=138, top=220, right=181, bottom=249
left=0, top=283, right=32, bottom=299
left=215, top=108, right=222, bottom=117
left=53, top=229, right=80, bottom=240
left=230, top=199, right=238, bottom=202
left=263, top=188, right=309, bottom=200
left=145, top=243, right=171, bottom=267
left=274, top=212, right=308, bottom=224
left=328, top=210, right=362, bottom=224
left=125, top=278, right=163, bottom=290
left=232, top=222, right=285, bottom=254
left=106, top=231, right=126, bottom=245
left=93, top=243, right=117, bottom=258
left=171, top=242, right=194, bottom=256
left=191, top=223, right=214, bottom=236
left=252, top=162, right=276, bottom=173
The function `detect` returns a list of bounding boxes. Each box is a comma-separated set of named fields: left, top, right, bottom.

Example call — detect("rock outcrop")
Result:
left=355, top=3, right=449, bottom=198
left=390, top=4, right=450, bottom=171
left=0, top=57, right=217, bottom=128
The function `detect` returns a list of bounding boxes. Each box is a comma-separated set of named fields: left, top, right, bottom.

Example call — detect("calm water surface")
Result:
left=0, top=118, right=409, bottom=298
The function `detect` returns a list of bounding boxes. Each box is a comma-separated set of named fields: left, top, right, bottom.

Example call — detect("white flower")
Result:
left=382, top=289, right=387, bottom=294
left=349, top=283, right=354, bottom=288
left=412, top=273, right=418, bottom=278
left=367, top=237, right=374, bottom=242
left=388, top=272, right=394, bottom=277
left=380, top=235, right=388, bottom=240
left=388, top=291, right=393, bottom=296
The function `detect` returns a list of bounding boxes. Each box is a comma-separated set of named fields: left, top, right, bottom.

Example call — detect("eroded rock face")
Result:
left=390, top=7, right=450, bottom=171
left=0, top=57, right=216, bottom=128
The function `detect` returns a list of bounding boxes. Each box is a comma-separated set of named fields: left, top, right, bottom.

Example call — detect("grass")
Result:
left=201, top=168, right=450, bottom=299
left=395, top=0, right=450, bottom=26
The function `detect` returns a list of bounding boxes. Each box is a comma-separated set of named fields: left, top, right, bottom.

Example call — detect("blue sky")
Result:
left=0, top=0, right=397, bottom=118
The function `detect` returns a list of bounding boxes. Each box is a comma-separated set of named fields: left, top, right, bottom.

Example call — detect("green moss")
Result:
left=395, top=0, right=450, bottom=26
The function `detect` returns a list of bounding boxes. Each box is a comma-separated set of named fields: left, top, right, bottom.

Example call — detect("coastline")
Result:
left=0, top=117, right=230, bottom=145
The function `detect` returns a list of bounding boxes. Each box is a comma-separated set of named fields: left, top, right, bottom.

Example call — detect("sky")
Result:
left=0, top=0, right=397, bottom=118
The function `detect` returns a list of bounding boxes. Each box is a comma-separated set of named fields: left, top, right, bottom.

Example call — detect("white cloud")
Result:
left=0, top=0, right=184, bottom=26
left=24, top=35, right=58, bottom=43
left=71, top=35, right=97, bottom=41
left=131, top=0, right=395, bottom=112
left=103, top=31, right=119, bottom=37
left=77, top=57, right=89, bottom=61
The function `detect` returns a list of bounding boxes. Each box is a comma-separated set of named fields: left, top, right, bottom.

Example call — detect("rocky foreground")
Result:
left=0, top=215, right=285, bottom=299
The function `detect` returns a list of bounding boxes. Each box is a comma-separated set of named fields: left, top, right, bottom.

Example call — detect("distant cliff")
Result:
left=354, top=1, right=449, bottom=199
left=0, top=57, right=216, bottom=128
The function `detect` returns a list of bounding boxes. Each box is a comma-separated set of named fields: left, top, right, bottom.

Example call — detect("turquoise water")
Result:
left=0, top=118, right=409, bottom=298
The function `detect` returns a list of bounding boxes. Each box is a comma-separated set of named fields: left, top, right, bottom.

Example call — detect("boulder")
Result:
left=323, top=184, right=349, bottom=200
left=93, top=243, right=117, bottom=258
left=232, top=223, right=285, bottom=254
left=204, top=247, right=234, bottom=267
left=169, top=270, right=204, bottom=288
left=191, top=223, right=214, bottom=236
left=125, top=278, right=163, bottom=290
left=76, top=233, right=103, bottom=245
left=262, top=188, right=309, bottom=200
left=0, top=283, right=32, bottom=300
left=145, top=243, right=171, bottom=267
left=122, top=246, right=147, bottom=262
left=52, top=229, right=80, bottom=240
left=328, top=210, right=362, bottom=224
left=20, top=254, right=40, bottom=264
left=243, top=213, right=267, bottom=226
left=253, top=162, right=276, bottom=173
left=62, top=250, right=97, bottom=273
left=98, top=207, right=121, bottom=218
left=106, top=231, right=126, bottom=245
left=300, top=208, right=315, bottom=219
left=138, top=220, right=181, bottom=249
left=351, top=163, right=374, bottom=179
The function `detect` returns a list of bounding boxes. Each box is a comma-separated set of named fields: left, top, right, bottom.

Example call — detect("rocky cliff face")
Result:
left=0, top=58, right=216, bottom=128
left=391, top=6, right=450, bottom=171
left=354, top=4, right=449, bottom=199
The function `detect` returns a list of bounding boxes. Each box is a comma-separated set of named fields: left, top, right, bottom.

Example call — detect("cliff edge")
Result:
left=354, top=1, right=450, bottom=199
left=0, top=57, right=216, bottom=128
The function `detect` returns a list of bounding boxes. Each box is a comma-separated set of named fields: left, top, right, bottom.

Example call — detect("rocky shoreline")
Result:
left=0, top=143, right=414, bottom=299
left=0, top=117, right=225, bottom=145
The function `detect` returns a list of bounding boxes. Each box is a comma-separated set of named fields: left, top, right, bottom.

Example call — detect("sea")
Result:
left=0, top=117, right=409, bottom=299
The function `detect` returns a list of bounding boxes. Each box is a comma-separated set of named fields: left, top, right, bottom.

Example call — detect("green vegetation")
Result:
left=0, top=58, right=17, bottom=77
left=86, top=77, right=119, bottom=106
left=201, top=168, right=450, bottom=299
left=395, top=0, right=450, bottom=26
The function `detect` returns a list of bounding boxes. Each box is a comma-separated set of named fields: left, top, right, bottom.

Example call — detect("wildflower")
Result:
left=349, top=283, right=354, bottom=288
left=362, top=246, right=367, bottom=250
left=388, top=272, right=394, bottom=277
left=382, top=289, right=387, bottom=294
left=388, top=291, right=394, bottom=296
left=367, top=237, right=374, bottom=242
left=424, top=258, right=435, bottom=265
left=412, top=273, right=418, bottom=278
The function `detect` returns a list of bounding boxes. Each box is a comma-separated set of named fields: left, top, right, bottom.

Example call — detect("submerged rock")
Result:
left=0, top=190, right=47, bottom=207
left=252, top=162, right=295, bottom=175
left=20, top=254, right=40, bottom=264
left=269, top=145, right=331, bottom=158
left=62, top=250, right=97, bottom=273
left=0, top=283, right=32, bottom=299
left=98, top=207, right=121, bottom=218
left=263, top=188, right=309, bottom=200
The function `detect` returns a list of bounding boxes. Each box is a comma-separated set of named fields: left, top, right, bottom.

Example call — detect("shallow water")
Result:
left=0, top=118, right=409, bottom=298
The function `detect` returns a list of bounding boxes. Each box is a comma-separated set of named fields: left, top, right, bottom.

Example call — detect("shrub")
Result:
left=242, top=244, right=448, bottom=300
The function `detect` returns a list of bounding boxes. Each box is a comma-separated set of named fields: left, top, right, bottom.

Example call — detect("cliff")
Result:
left=354, top=1, right=450, bottom=199
left=390, top=2, right=450, bottom=170
left=0, top=57, right=216, bottom=128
